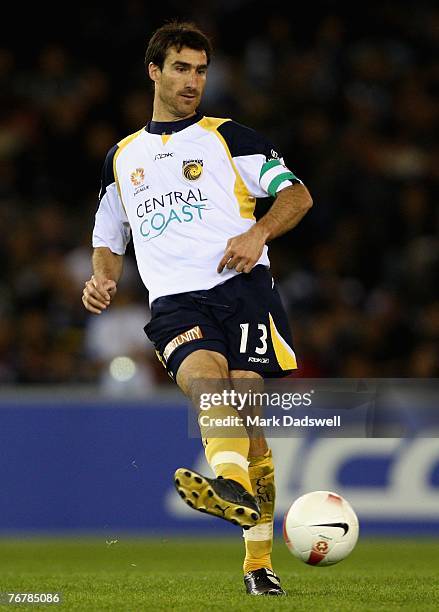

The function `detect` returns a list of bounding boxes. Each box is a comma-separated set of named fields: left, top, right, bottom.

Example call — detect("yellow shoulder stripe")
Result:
left=113, top=128, right=144, bottom=210
left=198, top=116, right=231, bottom=131
left=198, top=117, right=256, bottom=220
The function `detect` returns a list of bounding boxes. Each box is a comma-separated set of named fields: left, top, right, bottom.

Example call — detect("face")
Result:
left=149, top=46, right=208, bottom=120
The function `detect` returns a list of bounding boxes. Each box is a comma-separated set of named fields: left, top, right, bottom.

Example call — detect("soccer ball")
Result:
left=283, top=491, right=359, bottom=566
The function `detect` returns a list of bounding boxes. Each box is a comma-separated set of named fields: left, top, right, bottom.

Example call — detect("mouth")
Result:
left=180, top=93, right=197, bottom=100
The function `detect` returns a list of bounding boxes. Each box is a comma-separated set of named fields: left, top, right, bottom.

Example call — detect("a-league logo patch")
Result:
left=130, top=167, right=145, bottom=186
left=163, top=326, right=203, bottom=362
left=182, top=159, right=203, bottom=181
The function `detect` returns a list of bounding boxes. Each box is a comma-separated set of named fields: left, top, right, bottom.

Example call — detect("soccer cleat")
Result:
left=244, top=567, right=286, bottom=596
left=174, top=468, right=260, bottom=529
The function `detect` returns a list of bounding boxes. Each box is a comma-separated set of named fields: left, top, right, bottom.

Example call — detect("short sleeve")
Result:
left=92, top=146, right=131, bottom=254
left=217, top=120, right=302, bottom=198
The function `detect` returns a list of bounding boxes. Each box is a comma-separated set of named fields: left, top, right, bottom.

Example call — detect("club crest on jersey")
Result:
left=130, top=168, right=145, bottom=187
left=182, top=159, right=203, bottom=181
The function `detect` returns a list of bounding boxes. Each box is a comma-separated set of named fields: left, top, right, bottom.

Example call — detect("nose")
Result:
left=186, top=70, right=199, bottom=90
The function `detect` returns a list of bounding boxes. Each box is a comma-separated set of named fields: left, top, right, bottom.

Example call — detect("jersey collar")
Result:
left=146, top=112, right=203, bottom=135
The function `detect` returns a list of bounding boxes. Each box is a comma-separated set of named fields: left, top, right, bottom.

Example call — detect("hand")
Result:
left=217, top=225, right=268, bottom=274
left=82, top=274, right=117, bottom=314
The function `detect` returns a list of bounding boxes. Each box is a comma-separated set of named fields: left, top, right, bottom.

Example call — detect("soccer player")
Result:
left=82, top=21, right=313, bottom=596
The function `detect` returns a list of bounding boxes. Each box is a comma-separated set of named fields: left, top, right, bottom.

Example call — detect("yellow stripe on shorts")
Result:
left=269, top=313, right=297, bottom=370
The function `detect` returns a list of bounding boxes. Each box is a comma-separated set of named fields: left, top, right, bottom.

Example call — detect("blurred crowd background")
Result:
left=0, top=1, right=437, bottom=392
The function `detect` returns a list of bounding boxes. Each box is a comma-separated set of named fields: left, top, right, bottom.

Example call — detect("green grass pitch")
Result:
left=0, top=537, right=437, bottom=610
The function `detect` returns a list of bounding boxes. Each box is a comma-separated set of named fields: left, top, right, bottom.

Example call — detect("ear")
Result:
left=148, top=62, right=161, bottom=84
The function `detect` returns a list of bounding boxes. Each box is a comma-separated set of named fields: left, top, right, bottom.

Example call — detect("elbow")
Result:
left=293, top=182, right=313, bottom=212
left=300, top=191, right=313, bottom=214
left=302, top=183, right=313, bottom=211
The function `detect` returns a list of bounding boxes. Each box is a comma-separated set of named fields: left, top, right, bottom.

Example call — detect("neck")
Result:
left=152, top=100, right=196, bottom=122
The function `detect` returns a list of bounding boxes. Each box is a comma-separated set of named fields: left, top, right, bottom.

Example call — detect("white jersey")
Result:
left=93, top=113, right=301, bottom=304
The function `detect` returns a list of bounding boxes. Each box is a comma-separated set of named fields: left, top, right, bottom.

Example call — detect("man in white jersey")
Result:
left=83, top=21, right=312, bottom=596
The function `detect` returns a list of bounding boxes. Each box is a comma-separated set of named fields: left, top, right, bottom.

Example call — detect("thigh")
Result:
left=144, top=292, right=228, bottom=381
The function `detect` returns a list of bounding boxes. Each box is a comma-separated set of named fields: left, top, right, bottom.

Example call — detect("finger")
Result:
left=82, top=294, right=103, bottom=314
left=217, top=250, right=233, bottom=273
left=103, top=279, right=117, bottom=291
left=91, top=276, right=111, bottom=300
left=84, top=303, right=102, bottom=314
left=217, top=260, right=226, bottom=273
left=226, top=255, right=243, bottom=270
left=86, top=280, right=110, bottom=303
left=86, top=295, right=108, bottom=310
left=235, top=260, right=246, bottom=273
left=105, top=280, right=117, bottom=297
left=242, top=262, right=254, bottom=273
left=83, top=290, right=108, bottom=310
left=88, top=279, right=109, bottom=300
left=217, top=238, right=237, bottom=273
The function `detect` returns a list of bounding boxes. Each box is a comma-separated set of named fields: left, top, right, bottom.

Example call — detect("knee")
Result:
left=182, top=350, right=229, bottom=379
left=176, top=350, right=230, bottom=403
left=230, top=370, right=262, bottom=380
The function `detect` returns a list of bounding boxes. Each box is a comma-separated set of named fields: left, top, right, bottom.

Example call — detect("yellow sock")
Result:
left=198, top=405, right=252, bottom=493
left=243, top=449, right=275, bottom=573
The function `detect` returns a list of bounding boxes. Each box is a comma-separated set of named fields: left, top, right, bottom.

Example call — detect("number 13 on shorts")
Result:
left=238, top=314, right=297, bottom=372
left=239, top=323, right=268, bottom=354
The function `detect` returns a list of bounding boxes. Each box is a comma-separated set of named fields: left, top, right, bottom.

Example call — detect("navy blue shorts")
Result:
left=144, top=265, right=297, bottom=380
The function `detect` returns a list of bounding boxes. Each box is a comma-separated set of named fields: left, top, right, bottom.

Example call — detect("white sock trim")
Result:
left=243, top=522, right=273, bottom=541
left=210, top=451, right=249, bottom=472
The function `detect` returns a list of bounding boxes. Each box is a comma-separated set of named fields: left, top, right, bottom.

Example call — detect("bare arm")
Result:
left=253, top=182, right=312, bottom=241
left=82, top=247, right=124, bottom=314
left=217, top=182, right=313, bottom=274
left=92, top=247, right=123, bottom=282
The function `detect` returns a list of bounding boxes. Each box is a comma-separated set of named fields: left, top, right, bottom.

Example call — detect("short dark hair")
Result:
left=145, top=21, right=212, bottom=71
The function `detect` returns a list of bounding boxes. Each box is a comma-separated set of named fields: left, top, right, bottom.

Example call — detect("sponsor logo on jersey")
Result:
left=136, top=188, right=211, bottom=241
left=248, top=357, right=270, bottom=364
left=267, top=150, right=287, bottom=167
left=163, top=326, right=203, bottom=362
left=155, top=152, right=175, bottom=160
left=182, top=159, right=203, bottom=181
left=130, top=167, right=145, bottom=186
